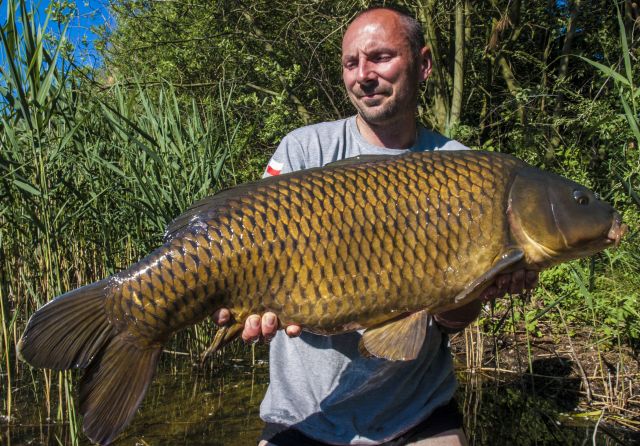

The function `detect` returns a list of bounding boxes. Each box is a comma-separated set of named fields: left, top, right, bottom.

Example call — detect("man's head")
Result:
left=341, top=7, right=431, bottom=127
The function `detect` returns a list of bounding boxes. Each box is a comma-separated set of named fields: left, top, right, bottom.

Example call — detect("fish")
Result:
left=18, top=150, right=626, bottom=445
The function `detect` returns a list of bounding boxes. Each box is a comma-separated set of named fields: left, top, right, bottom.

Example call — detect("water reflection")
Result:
left=3, top=351, right=638, bottom=445
left=459, top=358, right=638, bottom=446
left=3, top=353, right=269, bottom=446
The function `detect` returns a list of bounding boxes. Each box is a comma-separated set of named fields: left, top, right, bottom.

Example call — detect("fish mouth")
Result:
left=607, top=214, right=628, bottom=247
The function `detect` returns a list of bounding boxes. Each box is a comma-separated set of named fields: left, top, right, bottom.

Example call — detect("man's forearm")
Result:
left=433, top=270, right=540, bottom=334
left=433, top=299, right=483, bottom=334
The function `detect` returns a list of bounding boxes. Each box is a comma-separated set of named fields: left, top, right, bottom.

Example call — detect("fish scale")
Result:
left=19, top=149, right=626, bottom=445
left=104, top=151, right=516, bottom=339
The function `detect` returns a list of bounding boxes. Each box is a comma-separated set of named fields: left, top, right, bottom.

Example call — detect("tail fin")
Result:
left=18, top=280, right=162, bottom=445
left=18, top=279, right=114, bottom=369
left=80, top=333, right=161, bottom=444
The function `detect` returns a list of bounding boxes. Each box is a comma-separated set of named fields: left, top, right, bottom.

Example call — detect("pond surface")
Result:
left=3, top=352, right=268, bottom=446
left=3, top=350, right=639, bottom=445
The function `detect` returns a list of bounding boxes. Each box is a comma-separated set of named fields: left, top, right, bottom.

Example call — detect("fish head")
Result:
left=507, top=167, right=627, bottom=268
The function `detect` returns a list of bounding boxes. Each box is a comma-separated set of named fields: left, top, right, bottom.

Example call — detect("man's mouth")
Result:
left=359, top=92, right=387, bottom=103
left=358, top=88, right=389, bottom=99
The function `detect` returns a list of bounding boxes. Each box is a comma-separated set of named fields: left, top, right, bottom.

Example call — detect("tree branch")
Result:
left=450, top=0, right=466, bottom=131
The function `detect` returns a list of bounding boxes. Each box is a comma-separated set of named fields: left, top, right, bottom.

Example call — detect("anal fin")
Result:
left=359, top=310, right=430, bottom=361
left=200, top=322, right=243, bottom=365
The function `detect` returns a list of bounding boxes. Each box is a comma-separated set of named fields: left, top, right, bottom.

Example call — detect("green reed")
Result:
left=0, top=1, right=246, bottom=439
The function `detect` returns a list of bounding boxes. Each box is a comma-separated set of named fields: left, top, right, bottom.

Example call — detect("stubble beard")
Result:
left=350, top=73, right=420, bottom=126
left=352, top=94, right=402, bottom=125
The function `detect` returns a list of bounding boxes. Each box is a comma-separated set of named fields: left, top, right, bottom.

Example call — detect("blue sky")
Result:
left=0, top=0, right=110, bottom=68
left=62, top=0, right=110, bottom=66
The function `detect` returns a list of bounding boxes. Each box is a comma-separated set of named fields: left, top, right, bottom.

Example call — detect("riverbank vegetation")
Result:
left=1, top=0, right=639, bottom=444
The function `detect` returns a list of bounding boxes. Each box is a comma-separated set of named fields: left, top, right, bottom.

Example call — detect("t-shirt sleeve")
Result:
left=262, top=132, right=307, bottom=178
left=419, top=128, right=470, bottom=152
left=438, top=139, right=469, bottom=151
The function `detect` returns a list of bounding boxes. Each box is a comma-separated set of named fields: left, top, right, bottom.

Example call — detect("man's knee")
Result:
left=407, top=428, right=468, bottom=446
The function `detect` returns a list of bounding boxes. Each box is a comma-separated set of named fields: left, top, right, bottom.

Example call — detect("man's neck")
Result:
left=355, top=114, right=417, bottom=149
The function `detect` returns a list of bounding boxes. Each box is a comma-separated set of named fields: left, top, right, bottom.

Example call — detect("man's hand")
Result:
left=211, top=309, right=302, bottom=342
left=478, top=270, right=539, bottom=302
left=434, top=269, right=539, bottom=333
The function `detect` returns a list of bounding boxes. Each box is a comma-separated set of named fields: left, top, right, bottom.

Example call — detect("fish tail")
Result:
left=80, top=332, right=161, bottom=445
left=18, top=280, right=162, bottom=445
left=18, top=279, right=115, bottom=370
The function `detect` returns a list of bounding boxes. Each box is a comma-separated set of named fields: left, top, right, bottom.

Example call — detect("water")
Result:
left=3, top=353, right=268, bottom=446
left=3, top=351, right=638, bottom=445
left=457, top=369, right=638, bottom=445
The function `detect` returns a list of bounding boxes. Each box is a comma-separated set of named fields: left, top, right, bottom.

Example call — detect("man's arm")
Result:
left=433, top=270, right=539, bottom=333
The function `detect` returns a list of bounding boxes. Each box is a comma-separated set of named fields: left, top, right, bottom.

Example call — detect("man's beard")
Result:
left=353, top=95, right=401, bottom=124
left=350, top=85, right=417, bottom=125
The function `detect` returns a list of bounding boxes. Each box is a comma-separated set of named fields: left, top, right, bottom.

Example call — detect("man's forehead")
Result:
left=348, top=8, right=403, bottom=28
left=342, top=10, right=410, bottom=54
left=344, top=9, right=404, bottom=37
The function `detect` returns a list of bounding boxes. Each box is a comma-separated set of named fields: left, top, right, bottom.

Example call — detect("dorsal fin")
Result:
left=325, top=154, right=397, bottom=167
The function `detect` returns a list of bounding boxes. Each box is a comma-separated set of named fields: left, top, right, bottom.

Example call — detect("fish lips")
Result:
left=577, top=212, right=627, bottom=255
left=607, top=214, right=627, bottom=248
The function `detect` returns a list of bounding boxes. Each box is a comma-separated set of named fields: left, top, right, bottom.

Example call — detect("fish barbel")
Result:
left=18, top=150, right=626, bottom=444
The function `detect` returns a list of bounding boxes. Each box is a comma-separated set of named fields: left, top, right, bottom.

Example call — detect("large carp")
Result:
left=19, top=150, right=626, bottom=444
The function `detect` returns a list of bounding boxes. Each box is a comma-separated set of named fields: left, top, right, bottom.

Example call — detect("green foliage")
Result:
left=96, top=0, right=358, bottom=150
left=1, top=0, right=639, bottom=439
left=0, top=0, right=241, bottom=385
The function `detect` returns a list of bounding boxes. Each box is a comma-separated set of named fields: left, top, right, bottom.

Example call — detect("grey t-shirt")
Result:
left=260, top=116, right=468, bottom=445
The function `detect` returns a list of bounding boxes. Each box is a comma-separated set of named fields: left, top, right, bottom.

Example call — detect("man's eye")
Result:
left=374, top=55, right=391, bottom=62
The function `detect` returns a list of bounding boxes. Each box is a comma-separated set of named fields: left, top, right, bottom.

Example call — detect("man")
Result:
left=214, top=7, right=537, bottom=445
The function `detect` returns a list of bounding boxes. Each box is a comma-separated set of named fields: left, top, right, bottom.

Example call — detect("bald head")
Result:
left=348, top=7, right=425, bottom=57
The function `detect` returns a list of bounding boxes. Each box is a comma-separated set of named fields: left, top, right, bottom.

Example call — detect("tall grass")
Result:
left=0, top=0, right=246, bottom=437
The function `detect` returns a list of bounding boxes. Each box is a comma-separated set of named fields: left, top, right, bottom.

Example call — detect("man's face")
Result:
left=341, top=10, right=431, bottom=126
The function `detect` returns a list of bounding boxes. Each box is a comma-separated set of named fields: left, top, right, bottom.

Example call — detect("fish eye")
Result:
left=573, top=190, right=589, bottom=206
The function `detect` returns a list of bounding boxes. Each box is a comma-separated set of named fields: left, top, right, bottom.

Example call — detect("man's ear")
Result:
left=419, top=46, right=432, bottom=82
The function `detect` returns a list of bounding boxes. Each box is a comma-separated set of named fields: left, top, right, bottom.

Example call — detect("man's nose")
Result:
left=356, top=60, right=376, bottom=84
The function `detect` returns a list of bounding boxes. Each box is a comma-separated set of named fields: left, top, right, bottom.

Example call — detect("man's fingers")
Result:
left=212, top=308, right=231, bottom=326
left=479, top=285, right=498, bottom=302
left=242, top=315, right=262, bottom=342
left=525, top=270, right=539, bottom=289
left=262, top=312, right=278, bottom=341
left=240, top=313, right=302, bottom=343
left=509, top=269, right=526, bottom=294
left=489, top=270, right=539, bottom=301
left=496, top=274, right=510, bottom=291
left=285, top=325, right=302, bottom=337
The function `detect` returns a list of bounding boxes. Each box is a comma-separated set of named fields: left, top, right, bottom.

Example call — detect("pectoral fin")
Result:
left=450, top=248, right=524, bottom=308
left=359, top=310, right=431, bottom=361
